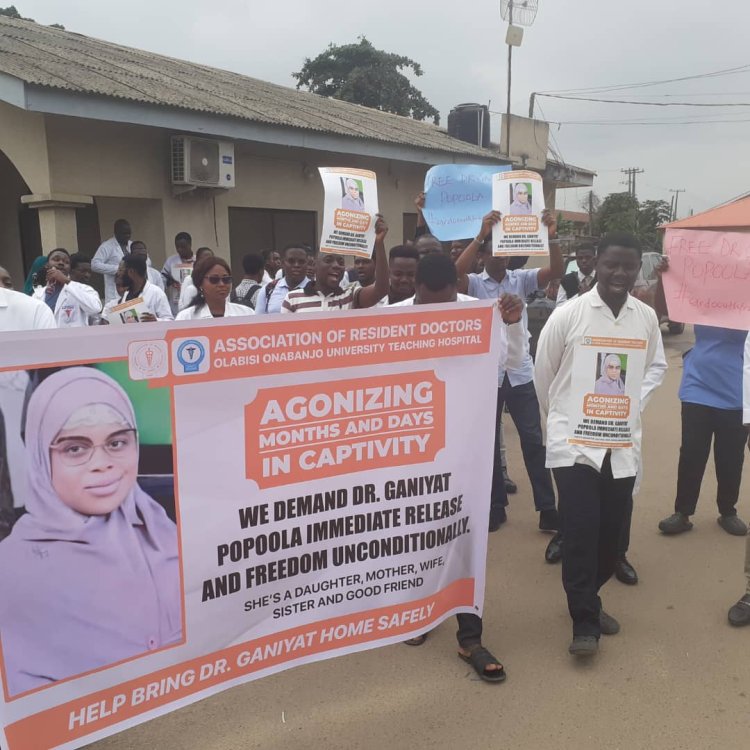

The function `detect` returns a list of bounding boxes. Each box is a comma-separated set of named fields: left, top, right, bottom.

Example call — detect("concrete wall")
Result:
left=36, top=114, right=427, bottom=270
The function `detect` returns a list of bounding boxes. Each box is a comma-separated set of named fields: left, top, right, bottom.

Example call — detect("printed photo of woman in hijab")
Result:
left=594, top=353, right=627, bottom=396
left=0, top=367, right=182, bottom=697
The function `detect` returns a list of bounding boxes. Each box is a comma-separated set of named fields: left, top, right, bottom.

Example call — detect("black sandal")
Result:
left=404, top=633, right=428, bottom=646
left=458, top=644, right=506, bottom=683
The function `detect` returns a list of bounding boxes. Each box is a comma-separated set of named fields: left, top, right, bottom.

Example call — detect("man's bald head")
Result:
left=414, top=234, right=445, bottom=259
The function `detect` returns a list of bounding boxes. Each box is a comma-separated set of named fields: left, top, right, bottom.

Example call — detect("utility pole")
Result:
left=588, top=190, right=594, bottom=233
left=505, top=0, right=514, bottom=158
left=669, top=188, right=685, bottom=220
left=620, top=167, right=644, bottom=198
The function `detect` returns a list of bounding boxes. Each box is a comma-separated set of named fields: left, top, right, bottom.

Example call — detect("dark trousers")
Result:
left=674, top=402, right=746, bottom=517
left=492, top=378, right=556, bottom=512
left=456, top=613, right=482, bottom=648
left=554, top=456, right=635, bottom=637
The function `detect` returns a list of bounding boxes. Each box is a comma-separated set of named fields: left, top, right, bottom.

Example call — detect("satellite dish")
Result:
left=500, top=0, right=539, bottom=26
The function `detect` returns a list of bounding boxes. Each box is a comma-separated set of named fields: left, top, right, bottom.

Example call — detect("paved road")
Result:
left=91, top=327, right=750, bottom=750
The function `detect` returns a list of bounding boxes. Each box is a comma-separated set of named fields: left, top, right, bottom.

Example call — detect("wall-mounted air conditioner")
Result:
left=171, top=136, right=235, bottom=188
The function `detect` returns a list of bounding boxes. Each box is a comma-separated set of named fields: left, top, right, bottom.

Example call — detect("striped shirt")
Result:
left=281, top=282, right=361, bottom=313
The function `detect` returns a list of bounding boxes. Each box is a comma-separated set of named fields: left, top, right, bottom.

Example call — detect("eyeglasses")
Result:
left=49, top=429, right=137, bottom=467
left=206, top=275, right=232, bottom=285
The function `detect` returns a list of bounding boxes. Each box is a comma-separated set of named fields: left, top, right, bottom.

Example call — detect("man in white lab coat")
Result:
left=92, top=219, right=132, bottom=304
left=535, top=232, right=667, bottom=657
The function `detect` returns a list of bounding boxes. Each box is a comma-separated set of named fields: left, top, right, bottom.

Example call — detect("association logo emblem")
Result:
left=128, top=340, right=169, bottom=380
left=172, top=336, right=211, bottom=376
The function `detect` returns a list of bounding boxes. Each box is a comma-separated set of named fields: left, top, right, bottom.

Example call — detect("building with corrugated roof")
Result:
left=0, top=16, right=594, bottom=284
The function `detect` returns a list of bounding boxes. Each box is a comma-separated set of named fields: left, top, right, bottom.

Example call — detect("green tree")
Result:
left=596, top=192, right=640, bottom=234
left=0, top=5, right=64, bottom=27
left=293, top=37, right=440, bottom=125
left=637, top=199, right=672, bottom=250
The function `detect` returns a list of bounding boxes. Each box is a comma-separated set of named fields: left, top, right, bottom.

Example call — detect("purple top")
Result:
left=0, top=368, right=181, bottom=696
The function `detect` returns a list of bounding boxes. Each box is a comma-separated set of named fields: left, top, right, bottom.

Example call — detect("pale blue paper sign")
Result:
left=423, top=164, right=512, bottom=241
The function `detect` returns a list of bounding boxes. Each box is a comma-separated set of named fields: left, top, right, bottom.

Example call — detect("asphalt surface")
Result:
left=90, top=326, right=750, bottom=750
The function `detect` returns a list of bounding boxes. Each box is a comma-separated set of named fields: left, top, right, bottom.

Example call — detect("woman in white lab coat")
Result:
left=175, top=257, right=254, bottom=321
left=33, top=249, right=102, bottom=327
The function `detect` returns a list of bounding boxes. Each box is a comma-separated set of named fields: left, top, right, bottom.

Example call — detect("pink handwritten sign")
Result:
left=662, top=228, right=750, bottom=331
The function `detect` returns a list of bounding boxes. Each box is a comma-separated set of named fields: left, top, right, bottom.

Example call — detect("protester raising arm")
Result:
left=414, top=192, right=428, bottom=238
left=456, top=210, right=563, bottom=291
left=354, top=215, right=390, bottom=309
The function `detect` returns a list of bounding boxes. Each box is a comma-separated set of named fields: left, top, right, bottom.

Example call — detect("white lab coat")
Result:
left=91, top=236, right=132, bottom=303
left=0, top=287, right=56, bottom=332
left=116, top=281, right=174, bottom=321
left=175, top=301, right=254, bottom=320
left=33, top=282, right=102, bottom=327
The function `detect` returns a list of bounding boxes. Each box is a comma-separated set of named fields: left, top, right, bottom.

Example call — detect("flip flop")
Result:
left=458, top=644, right=506, bottom=683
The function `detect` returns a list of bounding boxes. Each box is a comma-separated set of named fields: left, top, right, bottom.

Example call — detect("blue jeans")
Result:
left=492, top=378, right=556, bottom=512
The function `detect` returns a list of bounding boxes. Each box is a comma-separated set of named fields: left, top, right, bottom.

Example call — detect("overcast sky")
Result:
left=17, top=0, right=750, bottom=216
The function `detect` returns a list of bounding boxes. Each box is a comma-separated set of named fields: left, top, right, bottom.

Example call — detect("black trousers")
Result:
left=492, top=379, right=556, bottom=512
left=456, top=613, right=482, bottom=647
left=554, top=456, right=635, bottom=637
left=674, top=402, right=746, bottom=517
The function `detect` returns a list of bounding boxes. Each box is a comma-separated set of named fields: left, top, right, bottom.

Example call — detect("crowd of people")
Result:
left=0, top=193, right=748, bottom=681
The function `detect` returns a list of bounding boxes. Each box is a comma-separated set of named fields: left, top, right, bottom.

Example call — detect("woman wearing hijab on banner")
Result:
left=595, top=354, right=626, bottom=396
left=0, top=368, right=182, bottom=696
left=509, top=183, right=533, bottom=215
left=176, top=256, right=254, bottom=320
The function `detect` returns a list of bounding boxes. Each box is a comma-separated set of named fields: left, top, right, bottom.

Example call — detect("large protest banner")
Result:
left=0, top=302, right=500, bottom=749
left=662, top=228, right=750, bottom=331
left=423, top=164, right=512, bottom=241
left=318, top=167, right=379, bottom=257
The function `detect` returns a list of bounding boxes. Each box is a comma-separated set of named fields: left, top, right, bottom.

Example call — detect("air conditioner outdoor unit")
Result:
left=171, top=136, right=235, bottom=188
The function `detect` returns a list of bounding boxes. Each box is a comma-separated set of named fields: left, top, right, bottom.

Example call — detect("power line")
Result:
left=537, top=63, right=750, bottom=96
left=537, top=93, right=750, bottom=107
left=553, top=118, right=750, bottom=126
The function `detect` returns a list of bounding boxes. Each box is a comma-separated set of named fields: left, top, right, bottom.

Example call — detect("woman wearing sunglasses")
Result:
left=176, top=256, right=254, bottom=320
left=0, top=368, right=181, bottom=696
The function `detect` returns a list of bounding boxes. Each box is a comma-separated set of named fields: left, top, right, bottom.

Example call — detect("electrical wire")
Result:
left=537, top=93, right=750, bottom=107
left=538, top=63, right=750, bottom=96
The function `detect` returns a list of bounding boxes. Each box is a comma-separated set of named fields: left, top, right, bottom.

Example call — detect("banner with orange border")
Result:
left=567, top=335, right=648, bottom=449
left=491, top=170, right=549, bottom=256
left=0, top=302, right=500, bottom=749
left=319, top=167, right=379, bottom=258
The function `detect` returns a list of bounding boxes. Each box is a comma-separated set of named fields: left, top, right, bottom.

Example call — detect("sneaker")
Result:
left=717, top=515, right=748, bottom=537
left=539, top=508, right=560, bottom=532
left=568, top=635, right=598, bottom=656
left=658, top=512, right=693, bottom=535
left=728, top=595, right=750, bottom=627
left=599, top=610, right=620, bottom=636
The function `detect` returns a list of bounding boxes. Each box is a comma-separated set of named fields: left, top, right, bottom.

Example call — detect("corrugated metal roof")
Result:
left=663, top=194, right=750, bottom=230
left=0, top=16, right=507, bottom=161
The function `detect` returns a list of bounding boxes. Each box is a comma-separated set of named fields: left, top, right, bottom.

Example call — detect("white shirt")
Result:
left=91, top=236, right=132, bottom=303
left=255, top=277, right=310, bottom=315
left=175, top=300, right=255, bottom=320
left=32, top=281, right=102, bottom=327
left=387, top=295, right=526, bottom=372
left=743, top=334, right=750, bottom=425
left=147, top=266, right=165, bottom=291
left=389, top=293, right=477, bottom=307
left=534, top=286, right=667, bottom=478
left=178, top=275, right=196, bottom=311
left=118, top=281, right=174, bottom=321
left=467, top=269, right=540, bottom=386
left=556, top=271, right=594, bottom=307
left=0, top=287, right=56, bottom=331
